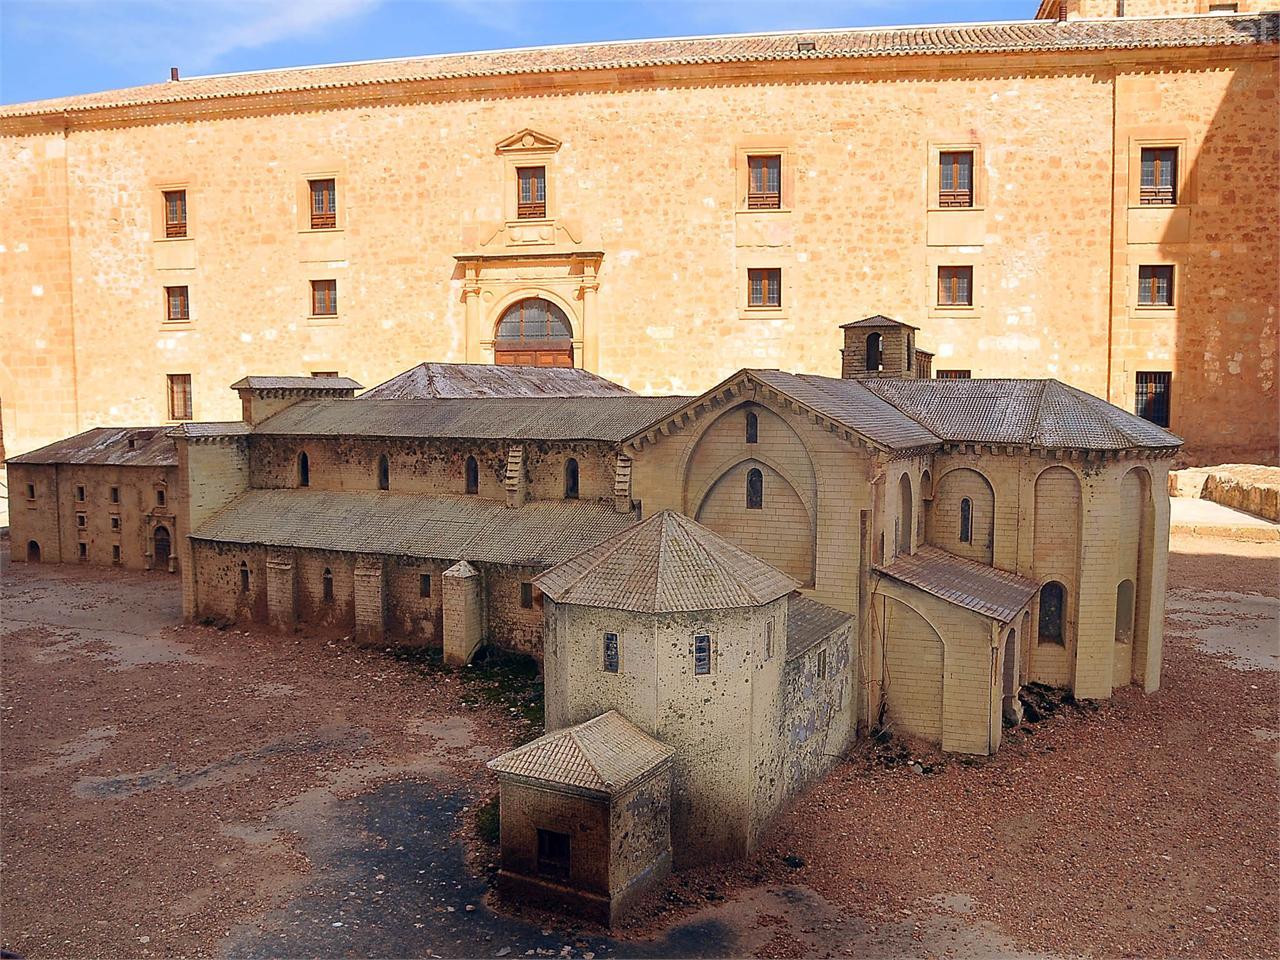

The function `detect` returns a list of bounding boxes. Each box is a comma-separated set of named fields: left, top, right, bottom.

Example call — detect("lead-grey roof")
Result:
left=864, top=378, right=1182, bottom=451
left=6, top=427, right=176, bottom=467
left=253, top=396, right=689, bottom=442
left=786, top=594, right=855, bottom=658
left=487, top=711, right=673, bottom=798
left=746, top=370, right=944, bottom=451
left=876, top=546, right=1039, bottom=624
left=191, top=489, right=637, bottom=566
left=231, top=376, right=362, bottom=391
left=535, top=509, right=798, bottom=614
left=360, top=363, right=634, bottom=400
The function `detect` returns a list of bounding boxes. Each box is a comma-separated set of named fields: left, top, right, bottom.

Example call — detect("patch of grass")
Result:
left=476, top=794, right=500, bottom=846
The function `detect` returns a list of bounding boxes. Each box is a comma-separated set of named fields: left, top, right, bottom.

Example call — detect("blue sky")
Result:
left=2, top=0, right=1034, bottom=105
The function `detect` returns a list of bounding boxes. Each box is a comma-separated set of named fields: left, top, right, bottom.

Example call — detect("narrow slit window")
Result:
left=520, top=582, right=534, bottom=609
left=693, top=634, right=712, bottom=675
left=745, top=410, right=758, bottom=444
left=240, top=561, right=250, bottom=594
left=167, top=374, right=192, bottom=420
left=420, top=573, right=431, bottom=598
left=1137, top=265, right=1174, bottom=307
left=377, top=454, right=390, bottom=491
left=311, top=279, right=337, bottom=316
left=298, top=452, right=310, bottom=487
left=111, top=516, right=120, bottom=531
left=156, top=487, right=166, bottom=506
left=564, top=458, right=579, bottom=499
left=959, top=497, right=973, bottom=543
left=747, top=268, right=781, bottom=308
left=764, top=618, right=774, bottom=661
left=938, top=151, right=974, bottom=207
left=603, top=632, right=619, bottom=673
left=747, top=155, right=781, bottom=209
left=938, top=266, right=973, bottom=306
left=110, top=486, right=120, bottom=504
left=465, top=455, right=479, bottom=495
left=78, top=542, right=87, bottom=560
left=1038, top=582, right=1066, bottom=645
left=165, top=285, right=190, bottom=322
left=1135, top=371, right=1171, bottom=427
left=25, top=483, right=35, bottom=500
left=746, top=467, right=763, bottom=510
left=322, top=568, right=334, bottom=603
left=517, top=166, right=546, bottom=219
left=1139, top=147, right=1177, bottom=205
left=76, top=485, right=85, bottom=502
left=865, top=333, right=883, bottom=372
left=112, top=544, right=121, bottom=563
left=163, top=189, right=187, bottom=237
left=309, top=178, right=336, bottom=229
left=817, top=648, right=828, bottom=680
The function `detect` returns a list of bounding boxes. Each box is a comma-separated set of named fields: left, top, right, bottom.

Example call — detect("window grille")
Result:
left=603, top=632, right=619, bottom=673
left=747, top=155, right=781, bottom=209
left=1135, top=371, right=1171, bottom=427
left=693, top=634, right=712, bottom=675
left=309, top=179, right=336, bottom=229
left=1139, top=148, right=1177, bottom=205
left=938, top=151, right=974, bottom=207
left=517, top=166, right=546, bottom=219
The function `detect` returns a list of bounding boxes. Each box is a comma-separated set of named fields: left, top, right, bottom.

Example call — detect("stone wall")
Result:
left=778, top=621, right=857, bottom=800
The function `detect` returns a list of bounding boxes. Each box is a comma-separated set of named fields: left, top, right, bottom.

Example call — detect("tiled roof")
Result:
left=746, top=370, right=944, bottom=451
left=534, top=509, right=797, bottom=614
left=6, top=427, right=176, bottom=467
left=865, top=378, right=1182, bottom=450
left=875, top=546, right=1039, bottom=624
left=191, top=489, right=637, bottom=566
left=786, top=594, right=855, bottom=658
left=360, top=363, right=634, bottom=400
left=3, top=15, right=1273, bottom=122
left=252, top=395, right=689, bottom=442
left=230, top=376, right=362, bottom=391
left=840, top=315, right=918, bottom=329
left=487, top=711, right=673, bottom=797
left=171, top=421, right=252, bottom=439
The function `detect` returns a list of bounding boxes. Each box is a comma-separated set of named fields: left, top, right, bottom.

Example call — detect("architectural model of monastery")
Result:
left=6, top=316, right=1180, bottom=922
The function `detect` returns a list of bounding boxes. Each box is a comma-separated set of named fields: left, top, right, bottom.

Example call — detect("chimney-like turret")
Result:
left=839, top=316, right=924, bottom=380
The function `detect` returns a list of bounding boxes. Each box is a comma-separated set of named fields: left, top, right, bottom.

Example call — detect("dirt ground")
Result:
left=2, top=532, right=1276, bottom=960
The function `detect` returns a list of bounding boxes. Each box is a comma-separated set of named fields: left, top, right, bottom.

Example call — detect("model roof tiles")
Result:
left=534, top=510, right=798, bottom=614
left=487, top=711, right=673, bottom=797
left=360, top=363, right=634, bottom=400
left=876, top=546, right=1040, bottom=624
left=252, top=395, right=690, bottom=442
left=231, top=376, right=362, bottom=391
left=786, top=594, right=855, bottom=658
left=3, top=15, right=1273, bottom=121
left=6, top=427, right=177, bottom=467
left=191, top=489, right=637, bottom=566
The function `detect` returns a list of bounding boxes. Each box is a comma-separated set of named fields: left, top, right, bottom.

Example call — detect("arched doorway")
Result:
left=154, top=526, right=172, bottom=570
left=27, top=540, right=41, bottom=563
left=494, top=297, right=573, bottom=367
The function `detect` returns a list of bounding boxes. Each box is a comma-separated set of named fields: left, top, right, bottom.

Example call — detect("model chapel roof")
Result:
left=2, top=14, right=1273, bottom=124
left=230, top=376, right=362, bottom=391
left=6, top=427, right=176, bottom=468
left=876, top=546, right=1040, bottom=624
left=534, top=509, right=798, bottom=614
left=487, top=711, right=673, bottom=797
left=359, top=363, right=634, bottom=400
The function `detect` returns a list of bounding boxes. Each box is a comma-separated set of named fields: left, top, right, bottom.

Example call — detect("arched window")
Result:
left=239, top=561, right=250, bottom=594
left=1038, top=581, right=1066, bottom=645
left=153, top=525, right=172, bottom=567
left=377, top=454, right=390, bottom=491
left=959, top=497, right=973, bottom=543
left=564, top=458, right=579, bottom=499
left=322, top=567, right=334, bottom=603
left=1115, top=579, right=1136, bottom=643
left=494, top=297, right=573, bottom=367
left=865, top=333, right=883, bottom=372
left=27, top=540, right=41, bottom=563
left=745, top=410, right=759, bottom=444
left=897, top=474, right=913, bottom=554
left=465, top=456, right=479, bottom=495
left=298, top=451, right=310, bottom=487
left=746, top=467, right=763, bottom=510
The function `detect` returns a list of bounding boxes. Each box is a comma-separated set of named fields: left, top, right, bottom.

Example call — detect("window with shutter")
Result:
left=747, top=268, right=781, bottom=308
left=1137, top=265, right=1174, bottom=306
left=937, top=266, right=973, bottom=306
left=938, top=151, right=974, bottom=207
left=1139, top=148, right=1177, bottom=205
left=311, top=280, right=337, bottom=316
left=163, top=189, right=187, bottom=237
left=164, top=285, right=189, bottom=322
left=517, top=166, right=546, bottom=218
left=747, top=155, right=781, bottom=209
left=167, top=374, right=193, bottom=421
left=309, top=179, right=336, bottom=229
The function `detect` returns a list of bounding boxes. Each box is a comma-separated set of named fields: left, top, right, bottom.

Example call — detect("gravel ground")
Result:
left=2, top=533, right=1276, bottom=959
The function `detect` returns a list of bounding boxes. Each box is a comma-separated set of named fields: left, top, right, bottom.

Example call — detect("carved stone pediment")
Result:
left=495, top=128, right=562, bottom=155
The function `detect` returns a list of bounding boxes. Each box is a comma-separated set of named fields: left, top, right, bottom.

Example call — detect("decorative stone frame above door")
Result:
left=487, top=129, right=581, bottom=249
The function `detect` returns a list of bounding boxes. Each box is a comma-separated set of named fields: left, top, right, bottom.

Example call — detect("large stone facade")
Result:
left=1, top=3, right=1275, bottom=486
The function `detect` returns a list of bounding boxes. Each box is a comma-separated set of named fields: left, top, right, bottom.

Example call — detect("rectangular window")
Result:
left=78, top=542, right=87, bottom=560
left=817, top=648, right=828, bottom=680
left=76, top=485, right=85, bottom=502
left=693, top=633, right=712, bottom=676
left=420, top=573, right=432, bottom=598
left=111, top=516, right=120, bottom=531
left=167, top=374, right=192, bottom=421
left=747, top=155, right=782, bottom=209
left=163, top=189, right=187, bottom=237
left=311, top=280, right=337, bottom=317
left=517, top=166, right=546, bottom=219
left=520, top=582, right=534, bottom=609
left=156, top=487, right=167, bottom=507
left=938, top=151, right=974, bottom=207
left=936, top=369, right=972, bottom=380
left=536, top=828, right=570, bottom=880
left=25, top=483, right=35, bottom=500
left=1139, top=148, right=1177, bottom=205
left=603, top=632, right=619, bottom=673
left=309, top=178, right=336, bottom=229
left=76, top=513, right=86, bottom=528
left=110, top=486, right=120, bottom=504
left=747, top=268, right=781, bottom=308
left=938, top=266, right=973, bottom=306
left=112, top=544, right=121, bottom=563
left=164, top=285, right=189, bottom=322
left=311, top=371, right=339, bottom=378
left=765, top=618, right=774, bottom=661
left=1135, top=372, right=1172, bottom=428
left=1209, top=1, right=1238, bottom=9
left=1138, top=265, right=1174, bottom=307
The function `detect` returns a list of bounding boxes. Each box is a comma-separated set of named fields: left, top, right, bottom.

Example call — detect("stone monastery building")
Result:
left=2, top=0, right=1277, bottom=482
